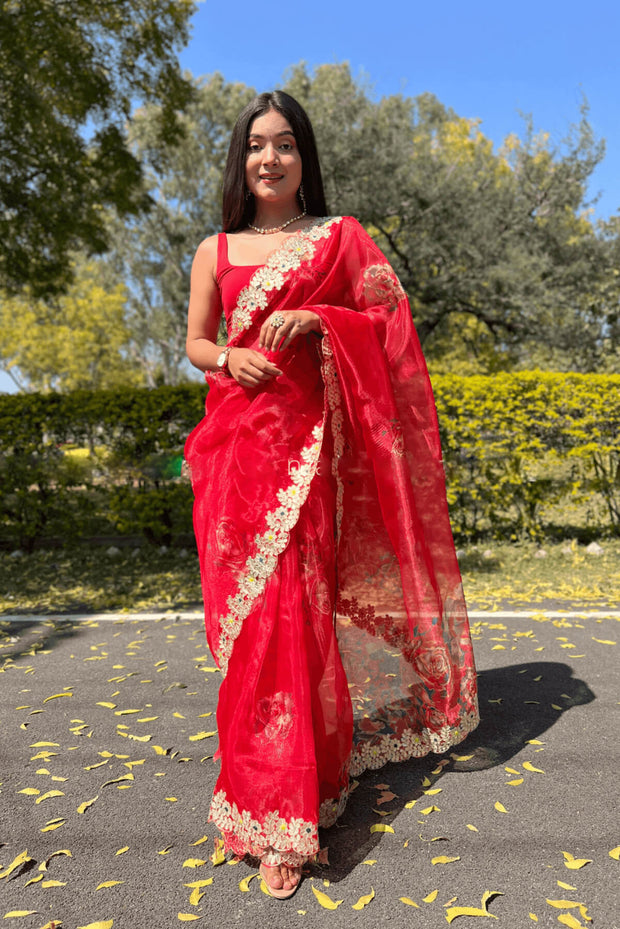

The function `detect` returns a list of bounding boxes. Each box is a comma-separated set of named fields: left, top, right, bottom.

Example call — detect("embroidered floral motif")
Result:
left=348, top=710, right=479, bottom=776
left=209, top=786, right=351, bottom=864
left=231, top=217, right=344, bottom=336
left=361, top=263, right=406, bottom=311
left=216, top=423, right=326, bottom=675
left=209, top=789, right=319, bottom=860
left=320, top=329, right=345, bottom=544
left=255, top=691, right=295, bottom=743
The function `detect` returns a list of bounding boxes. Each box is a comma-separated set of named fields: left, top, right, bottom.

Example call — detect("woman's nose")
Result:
left=262, top=143, right=279, bottom=164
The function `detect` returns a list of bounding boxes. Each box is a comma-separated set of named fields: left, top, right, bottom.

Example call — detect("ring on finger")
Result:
left=270, top=313, right=285, bottom=329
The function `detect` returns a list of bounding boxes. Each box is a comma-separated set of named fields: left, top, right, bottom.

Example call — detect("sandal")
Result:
left=259, top=861, right=301, bottom=900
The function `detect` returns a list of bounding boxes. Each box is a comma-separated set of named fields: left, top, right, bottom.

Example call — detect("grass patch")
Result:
left=1, top=540, right=618, bottom=616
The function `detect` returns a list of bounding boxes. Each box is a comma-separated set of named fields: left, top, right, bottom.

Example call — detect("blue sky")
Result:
left=2, top=0, right=618, bottom=393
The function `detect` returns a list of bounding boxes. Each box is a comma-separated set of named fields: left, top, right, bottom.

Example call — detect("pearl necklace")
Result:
left=248, top=210, right=307, bottom=235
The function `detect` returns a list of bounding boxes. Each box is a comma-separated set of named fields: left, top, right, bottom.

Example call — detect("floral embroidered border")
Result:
left=215, top=422, right=325, bottom=676
left=209, top=786, right=350, bottom=865
left=230, top=216, right=343, bottom=336
left=320, top=328, right=345, bottom=545
left=349, top=708, right=480, bottom=777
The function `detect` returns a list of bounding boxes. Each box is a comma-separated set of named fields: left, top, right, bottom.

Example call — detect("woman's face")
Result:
left=245, top=108, right=303, bottom=209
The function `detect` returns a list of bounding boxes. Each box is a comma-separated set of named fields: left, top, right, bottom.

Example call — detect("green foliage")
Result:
left=433, top=371, right=620, bottom=539
left=0, top=375, right=619, bottom=553
left=0, top=259, right=145, bottom=391
left=0, top=384, right=206, bottom=550
left=0, top=0, right=195, bottom=297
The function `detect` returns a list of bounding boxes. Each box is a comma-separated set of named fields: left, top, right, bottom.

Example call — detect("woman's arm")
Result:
left=186, top=236, right=226, bottom=374
left=185, top=236, right=283, bottom=386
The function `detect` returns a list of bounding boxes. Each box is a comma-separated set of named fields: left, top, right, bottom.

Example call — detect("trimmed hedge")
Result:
left=1, top=373, right=618, bottom=550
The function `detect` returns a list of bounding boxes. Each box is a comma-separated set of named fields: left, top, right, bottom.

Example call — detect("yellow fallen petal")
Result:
left=467, top=824, right=479, bottom=832
left=188, top=888, right=204, bottom=906
left=35, top=790, right=64, bottom=804
left=4, top=912, right=38, bottom=918
left=178, top=913, right=202, bottom=921
left=557, top=882, right=578, bottom=891
left=184, top=880, right=213, bottom=889
left=96, top=703, right=117, bottom=709
left=210, top=838, right=226, bottom=866
left=311, top=885, right=343, bottom=909
left=431, top=856, right=460, bottom=865
left=182, top=859, right=207, bottom=868
left=522, top=762, right=545, bottom=774
left=404, top=800, right=417, bottom=809
left=19, top=787, right=41, bottom=795
left=351, top=888, right=375, bottom=909
left=41, top=880, right=66, bottom=888
left=504, top=767, right=520, bottom=775
left=115, top=847, right=129, bottom=856
left=400, top=897, right=420, bottom=907
left=153, top=746, right=169, bottom=755
left=43, top=693, right=72, bottom=703
left=190, top=836, right=208, bottom=846
left=369, top=823, right=394, bottom=833
left=424, top=788, right=442, bottom=796
left=77, top=796, right=99, bottom=814
left=30, top=742, right=60, bottom=748
left=238, top=873, right=259, bottom=892
left=76, top=922, right=114, bottom=929
left=165, top=797, right=178, bottom=802
left=446, top=890, right=504, bottom=923
left=529, top=915, right=539, bottom=922
left=96, top=882, right=125, bottom=890
left=494, top=802, right=508, bottom=813
left=421, top=806, right=441, bottom=815
left=102, top=774, right=133, bottom=788
left=363, top=860, right=377, bottom=865
left=41, top=821, right=66, bottom=833
left=0, top=850, right=33, bottom=879
left=25, top=874, right=44, bottom=886
left=423, top=890, right=439, bottom=903
left=506, top=778, right=524, bottom=786
left=609, top=846, right=620, bottom=860
left=562, top=852, right=592, bottom=870
left=189, top=732, right=217, bottom=741
left=592, top=638, right=616, bottom=645
left=527, top=739, right=544, bottom=745
left=556, top=915, right=588, bottom=929
left=546, top=900, right=585, bottom=909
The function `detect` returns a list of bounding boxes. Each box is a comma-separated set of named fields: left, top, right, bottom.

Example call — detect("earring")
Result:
left=298, top=183, right=307, bottom=212
left=245, top=188, right=252, bottom=200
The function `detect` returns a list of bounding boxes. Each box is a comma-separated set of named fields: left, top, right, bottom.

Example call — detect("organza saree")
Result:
left=185, top=216, right=479, bottom=866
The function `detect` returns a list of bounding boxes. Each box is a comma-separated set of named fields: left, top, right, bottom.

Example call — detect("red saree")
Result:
left=185, top=216, right=479, bottom=867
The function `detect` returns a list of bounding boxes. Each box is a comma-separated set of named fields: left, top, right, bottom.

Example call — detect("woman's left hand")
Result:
left=259, top=310, right=322, bottom=352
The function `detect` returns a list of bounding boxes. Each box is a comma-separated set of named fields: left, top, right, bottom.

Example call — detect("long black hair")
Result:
left=222, top=91, right=328, bottom=232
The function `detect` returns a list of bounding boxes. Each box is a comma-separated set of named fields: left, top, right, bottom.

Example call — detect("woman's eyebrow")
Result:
left=248, top=130, right=295, bottom=140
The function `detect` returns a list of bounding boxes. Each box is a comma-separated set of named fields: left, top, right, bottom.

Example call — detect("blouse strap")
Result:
left=216, top=232, right=229, bottom=275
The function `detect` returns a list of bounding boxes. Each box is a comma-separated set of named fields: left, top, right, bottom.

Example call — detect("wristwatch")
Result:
left=216, top=347, right=232, bottom=375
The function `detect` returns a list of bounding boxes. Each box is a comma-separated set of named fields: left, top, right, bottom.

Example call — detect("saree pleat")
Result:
left=185, top=217, right=479, bottom=865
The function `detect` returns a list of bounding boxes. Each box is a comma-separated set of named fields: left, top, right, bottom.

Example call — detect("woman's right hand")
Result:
left=227, top=347, right=282, bottom=387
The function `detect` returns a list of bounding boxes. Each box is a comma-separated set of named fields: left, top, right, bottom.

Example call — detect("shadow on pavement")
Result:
left=320, top=660, right=595, bottom=880
left=0, top=618, right=83, bottom=664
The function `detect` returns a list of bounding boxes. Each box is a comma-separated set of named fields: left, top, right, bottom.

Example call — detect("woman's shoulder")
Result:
left=191, top=233, right=221, bottom=279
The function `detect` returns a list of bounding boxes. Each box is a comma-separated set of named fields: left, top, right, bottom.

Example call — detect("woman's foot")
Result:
left=259, top=861, right=302, bottom=899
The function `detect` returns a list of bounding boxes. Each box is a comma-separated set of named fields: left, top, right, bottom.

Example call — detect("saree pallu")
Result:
left=185, top=216, right=479, bottom=866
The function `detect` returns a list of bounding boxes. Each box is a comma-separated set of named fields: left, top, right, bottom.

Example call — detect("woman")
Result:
left=185, top=91, right=479, bottom=899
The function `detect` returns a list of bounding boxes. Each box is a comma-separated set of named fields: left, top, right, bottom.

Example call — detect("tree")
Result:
left=0, top=0, right=195, bottom=298
left=105, top=74, right=255, bottom=385
left=0, top=260, right=145, bottom=391
left=283, top=64, right=614, bottom=371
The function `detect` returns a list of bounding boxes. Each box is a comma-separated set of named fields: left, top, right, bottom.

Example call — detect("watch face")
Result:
left=216, top=351, right=226, bottom=368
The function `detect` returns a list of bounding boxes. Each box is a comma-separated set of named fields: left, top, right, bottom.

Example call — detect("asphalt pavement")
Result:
left=1, top=608, right=618, bottom=929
